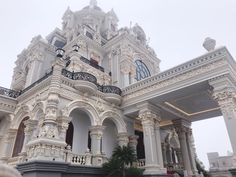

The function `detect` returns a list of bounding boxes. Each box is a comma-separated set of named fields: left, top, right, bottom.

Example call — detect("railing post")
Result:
left=85, top=152, right=92, bottom=166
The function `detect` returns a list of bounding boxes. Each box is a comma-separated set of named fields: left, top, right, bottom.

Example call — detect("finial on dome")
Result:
left=89, top=0, right=97, bottom=8
left=203, top=37, right=216, bottom=51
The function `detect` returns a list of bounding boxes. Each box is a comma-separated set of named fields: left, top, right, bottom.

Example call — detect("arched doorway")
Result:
left=12, top=117, right=29, bottom=157
left=67, top=109, right=91, bottom=154
left=102, top=119, right=118, bottom=158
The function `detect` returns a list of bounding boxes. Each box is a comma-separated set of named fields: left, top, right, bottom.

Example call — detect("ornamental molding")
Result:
left=100, top=110, right=126, bottom=133
left=138, top=110, right=160, bottom=124
left=212, top=88, right=236, bottom=103
left=0, top=102, right=16, bottom=114
left=17, top=77, right=51, bottom=102
left=63, top=99, right=99, bottom=126
left=122, top=47, right=229, bottom=98
left=12, top=104, right=32, bottom=129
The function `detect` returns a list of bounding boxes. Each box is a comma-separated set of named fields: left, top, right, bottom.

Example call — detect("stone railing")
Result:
left=62, top=69, right=97, bottom=84
left=137, top=159, right=145, bottom=168
left=62, top=69, right=122, bottom=96
left=66, top=151, right=92, bottom=166
left=0, top=70, right=53, bottom=99
left=122, top=47, right=228, bottom=95
left=21, top=70, right=53, bottom=94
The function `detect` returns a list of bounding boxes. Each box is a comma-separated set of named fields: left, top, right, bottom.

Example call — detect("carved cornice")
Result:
left=122, top=47, right=228, bottom=102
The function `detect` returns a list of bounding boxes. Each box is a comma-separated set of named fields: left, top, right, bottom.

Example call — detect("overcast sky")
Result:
left=0, top=0, right=235, bottom=169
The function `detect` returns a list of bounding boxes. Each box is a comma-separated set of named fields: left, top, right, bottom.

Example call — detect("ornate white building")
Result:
left=0, top=1, right=236, bottom=177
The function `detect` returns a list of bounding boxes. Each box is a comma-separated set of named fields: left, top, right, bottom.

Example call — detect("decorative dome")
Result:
left=132, top=24, right=147, bottom=44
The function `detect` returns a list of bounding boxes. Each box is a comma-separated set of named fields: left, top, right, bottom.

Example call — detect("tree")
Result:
left=103, top=145, right=143, bottom=177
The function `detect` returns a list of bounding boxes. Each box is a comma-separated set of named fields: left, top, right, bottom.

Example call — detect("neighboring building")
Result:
left=0, top=1, right=236, bottom=177
left=208, top=152, right=236, bottom=177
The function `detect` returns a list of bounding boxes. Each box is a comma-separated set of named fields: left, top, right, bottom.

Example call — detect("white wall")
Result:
left=70, top=109, right=91, bottom=154
left=102, top=119, right=118, bottom=158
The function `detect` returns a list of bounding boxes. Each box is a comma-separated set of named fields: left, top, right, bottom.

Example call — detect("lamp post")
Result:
left=72, top=44, right=80, bottom=52
left=56, top=48, right=65, bottom=58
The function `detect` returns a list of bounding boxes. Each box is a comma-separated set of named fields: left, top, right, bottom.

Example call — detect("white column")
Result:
left=176, top=127, right=193, bottom=176
left=89, top=126, right=105, bottom=166
left=213, top=89, right=236, bottom=154
left=139, top=110, right=166, bottom=175
left=186, top=128, right=198, bottom=175
left=128, top=135, right=139, bottom=157
left=89, top=126, right=104, bottom=155
left=155, top=121, right=164, bottom=168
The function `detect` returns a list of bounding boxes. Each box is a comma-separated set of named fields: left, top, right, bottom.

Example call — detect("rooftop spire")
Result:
left=89, top=0, right=97, bottom=8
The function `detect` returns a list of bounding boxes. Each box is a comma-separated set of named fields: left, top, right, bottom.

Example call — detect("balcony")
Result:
left=61, top=69, right=122, bottom=103
left=102, top=86, right=122, bottom=105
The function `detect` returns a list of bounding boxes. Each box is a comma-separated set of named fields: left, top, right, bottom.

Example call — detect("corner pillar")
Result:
left=212, top=88, right=236, bottom=154
left=139, top=109, right=166, bottom=175
left=26, top=58, right=67, bottom=162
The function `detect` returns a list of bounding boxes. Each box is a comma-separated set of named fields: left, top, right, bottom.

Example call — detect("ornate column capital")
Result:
left=138, top=102, right=161, bottom=122
left=24, top=119, right=38, bottom=134
left=89, top=125, right=105, bottom=139
left=117, top=132, right=129, bottom=147
left=129, top=135, right=139, bottom=145
left=212, top=88, right=236, bottom=103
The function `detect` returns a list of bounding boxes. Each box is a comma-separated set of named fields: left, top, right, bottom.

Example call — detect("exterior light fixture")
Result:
left=72, top=44, right=80, bottom=52
left=56, top=48, right=65, bottom=58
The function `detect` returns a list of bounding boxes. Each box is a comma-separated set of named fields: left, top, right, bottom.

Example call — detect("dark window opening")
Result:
left=88, top=131, right=91, bottom=151
left=135, top=130, right=145, bottom=159
left=66, top=122, right=74, bottom=148
left=12, top=117, right=29, bottom=157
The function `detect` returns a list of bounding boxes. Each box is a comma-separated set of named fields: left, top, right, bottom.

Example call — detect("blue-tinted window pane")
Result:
left=135, top=60, right=150, bottom=81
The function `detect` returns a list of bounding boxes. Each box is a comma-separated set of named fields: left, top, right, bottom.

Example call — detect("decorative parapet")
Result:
left=0, top=87, right=21, bottom=98
left=0, top=69, right=53, bottom=99
left=21, top=70, right=53, bottom=94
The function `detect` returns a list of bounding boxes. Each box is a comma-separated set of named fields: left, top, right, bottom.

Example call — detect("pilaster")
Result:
left=0, top=129, right=17, bottom=162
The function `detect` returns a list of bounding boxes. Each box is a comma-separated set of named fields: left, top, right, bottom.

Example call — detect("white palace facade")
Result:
left=1, top=1, right=236, bottom=177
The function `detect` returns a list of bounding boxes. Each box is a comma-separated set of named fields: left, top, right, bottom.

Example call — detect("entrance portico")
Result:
left=122, top=46, right=236, bottom=175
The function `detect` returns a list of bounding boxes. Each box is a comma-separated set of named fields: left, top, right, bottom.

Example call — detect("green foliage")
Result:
left=102, top=145, right=143, bottom=177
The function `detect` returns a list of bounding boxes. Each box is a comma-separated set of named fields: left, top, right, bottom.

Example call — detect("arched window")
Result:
left=135, top=60, right=151, bottom=81
left=66, top=122, right=74, bottom=148
left=12, top=117, right=29, bottom=157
